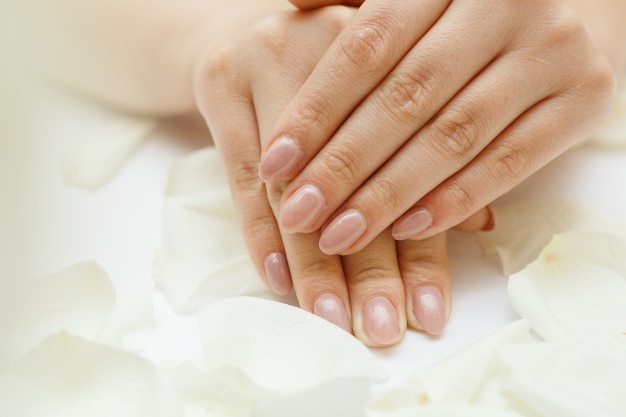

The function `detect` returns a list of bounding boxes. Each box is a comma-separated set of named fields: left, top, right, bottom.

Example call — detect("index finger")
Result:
left=258, top=0, right=451, bottom=182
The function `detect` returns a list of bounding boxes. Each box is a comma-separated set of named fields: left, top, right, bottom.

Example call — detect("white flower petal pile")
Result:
left=153, top=148, right=271, bottom=313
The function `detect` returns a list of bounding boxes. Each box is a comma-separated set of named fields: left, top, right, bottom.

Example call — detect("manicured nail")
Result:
left=319, top=209, right=367, bottom=255
left=259, top=136, right=304, bottom=182
left=363, top=296, right=400, bottom=345
left=482, top=205, right=496, bottom=231
left=264, top=252, right=292, bottom=295
left=280, top=184, right=326, bottom=232
left=391, top=206, right=434, bottom=240
left=313, top=293, right=351, bottom=332
left=413, top=286, right=446, bottom=335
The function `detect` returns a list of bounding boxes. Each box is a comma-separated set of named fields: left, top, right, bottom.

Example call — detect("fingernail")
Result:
left=482, top=205, right=496, bottom=231
left=259, top=136, right=304, bottom=182
left=264, top=252, right=292, bottom=295
left=413, top=286, right=446, bottom=335
left=280, top=184, right=326, bottom=232
left=391, top=206, right=433, bottom=240
left=313, top=293, right=351, bottom=332
left=319, top=209, right=367, bottom=255
left=363, top=296, right=400, bottom=345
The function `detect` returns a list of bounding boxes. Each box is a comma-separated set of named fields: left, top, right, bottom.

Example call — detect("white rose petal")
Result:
left=0, top=260, right=116, bottom=365
left=366, top=320, right=531, bottom=416
left=197, top=296, right=387, bottom=415
left=96, top=288, right=155, bottom=353
left=495, top=343, right=626, bottom=417
left=0, top=332, right=182, bottom=417
left=153, top=148, right=272, bottom=312
left=478, top=200, right=626, bottom=275
left=163, top=362, right=260, bottom=417
left=61, top=116, right=155, bottom=189
left=508, top=230, right=626, bottom=348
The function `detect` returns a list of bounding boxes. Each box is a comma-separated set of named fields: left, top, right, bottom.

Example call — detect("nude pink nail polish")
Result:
left=413, top=286, right=446, bottom=335
left=280, top=184, right=326, bottom=232
left=363, top=296, right=400, bottom=345
left=391, top=206, right=434, bottom=240
left=259, top=136, right=303, bottom=182
left=264, top=252, right=292, bottom=295
left=319, top=209, right=367, bottom=255
left=313, top=293, right=351, bottom=332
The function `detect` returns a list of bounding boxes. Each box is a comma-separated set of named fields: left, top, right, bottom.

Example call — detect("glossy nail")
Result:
left=264, top=252, right=292, bottom=295
left=313, top=293, right=351, bottom=332
left=363, top=296, right=400, bottom=345
left=413, top=286, right=446, bottom=335
left=280, top=184, right=326, bottom=232
left=319, top=209, right=367, bottom=255
left=259, top=136, right=304, bottom=182
left=391, top=206, right=434, bottom=240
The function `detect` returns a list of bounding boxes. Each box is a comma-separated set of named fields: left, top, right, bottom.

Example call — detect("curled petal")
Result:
left=0, top=260, right=116, bottom=365
left=197, top=297, right=387, bottom=393
left=495, top=343, right=626, bottom=417
left=478, top=201, right=626, bottom=275
left=508, top=230, right=626, bottom=348
left=367, top=320, right=531, bottom=415
left=0, top=332, right=182, bottom=417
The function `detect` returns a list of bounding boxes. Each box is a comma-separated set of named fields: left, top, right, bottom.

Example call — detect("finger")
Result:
left=342, top=229, right=406, bottom=347
left=397, top=233, right=450, bottom=335
left=277, top=0, right=513, bottom=235
left=453, top=205, right=495, bottom=233
left=258, top=0, right=450, bottom=182
left=397, top=83, right=614, bottom=240
left=316, top=46, right=556, bottom=255
left=280, top=227, right=352, bottom=332
left=289, top=0, right=364, bottom=10
left=196, top=53, right=292, bottom=295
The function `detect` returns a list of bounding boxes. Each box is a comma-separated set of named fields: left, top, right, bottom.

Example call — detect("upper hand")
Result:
left=259, top=0, right=616, bottom=255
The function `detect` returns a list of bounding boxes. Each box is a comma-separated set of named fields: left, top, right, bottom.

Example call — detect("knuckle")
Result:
left=338, top=20, right=390, bottom=74
left=492, top=143, right=528, bottom=182
left=320, top=144, right=361, bottom=185
left=429, top=106, right=478, bottom=158
left=228, top=156, right=262, bottom=196
left=442, top=182, right=476, bottom=217
left=365, top=177, right=404, bottom=213
left=584, top=58, right=617, bottom=102
left=293, top=95, right=333, bottom=133
left=194, top=45, right=237, bottom=95
left=349, top=263, right=399, bottom=285
left=380, top=72, right=431, bottom=122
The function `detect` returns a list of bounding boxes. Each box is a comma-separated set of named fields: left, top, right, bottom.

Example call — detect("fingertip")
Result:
left=391, top=206, right=434, bottom=241
left=360, top=295, right=404, bottom=347
left=412, top=285, right=447, bottom=336
left=313, top=292, right=352, bottom=333
left=258, top=136, right=304, bottom=182
left=263, top=252, right=293, bottom=295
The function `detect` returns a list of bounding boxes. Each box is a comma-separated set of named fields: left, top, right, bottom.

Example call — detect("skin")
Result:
left=258, top=0, right=625, bottom=256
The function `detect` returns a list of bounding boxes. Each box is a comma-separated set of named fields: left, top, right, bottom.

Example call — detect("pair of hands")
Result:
left=196, top=0, right=616, bottom=347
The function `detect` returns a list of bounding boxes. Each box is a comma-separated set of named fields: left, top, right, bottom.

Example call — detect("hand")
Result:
left=194, top=7, right=490, bottom=345
left=258, top=0, right=616, bottom=255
